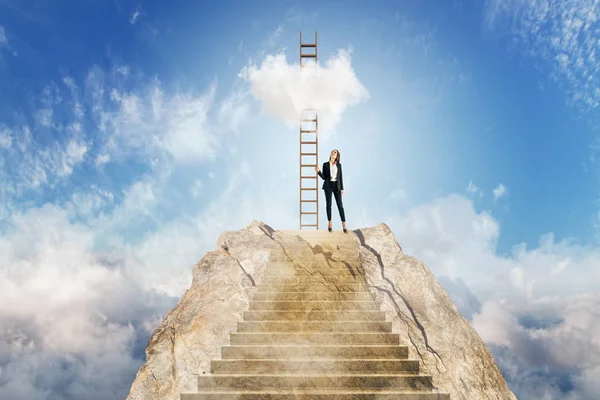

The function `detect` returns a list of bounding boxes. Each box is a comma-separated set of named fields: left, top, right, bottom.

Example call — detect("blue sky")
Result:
left=1, top=1, right=599, bottom=399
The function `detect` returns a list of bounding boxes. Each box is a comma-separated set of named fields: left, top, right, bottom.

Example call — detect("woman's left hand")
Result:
left=341, top=190, right=344, bottom=195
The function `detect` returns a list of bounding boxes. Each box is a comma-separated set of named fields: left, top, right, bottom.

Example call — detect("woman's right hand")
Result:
left=314, top=166, right=319, bottom=172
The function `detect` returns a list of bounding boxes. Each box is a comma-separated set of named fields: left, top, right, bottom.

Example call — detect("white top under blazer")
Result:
left=329, top=162, right=337, bottom=182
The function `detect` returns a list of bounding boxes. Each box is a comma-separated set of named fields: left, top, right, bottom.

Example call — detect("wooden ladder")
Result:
left=299, top=32, right=319, bottom=230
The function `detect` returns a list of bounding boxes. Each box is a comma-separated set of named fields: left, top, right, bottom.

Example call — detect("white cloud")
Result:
left=484, top=0, right=600, bottom=111
left=389, top=188, right=406, bottom=203
left=0, top=25, right=6, bottom=45
left=472, top=294, right=600, bottom=399
left=494, top=183, right=508, bottom=201
left=190, top=179, right=203, bottom=198
left=35, top=109, right=53, bottom=127
left=467, top=180, right=483, bottom=197
left=116, top=65, right=130, bottom=76
left=268, top=25, right=283, bottom=47
left=130, top=5, right=143, bottom=25
left=95, top=153, right=110, bottom=168
left=0, top=205, right=175, bottom=400
left=67, top=185, right=114, bottom=220
left=33, top=139, right=88, bottom=179
left=238, top=49, right=370, bottom=142
left=0, top=125, right=12, bottom=149
left=102, top=81, right=219, bottom=164
left=59, top=140, right=88, bottom=176
left=119, top=179, right=159, bottom=218
left=387, top=194, right=600, bottom=399
left=0, top=127, right=88, bottom=196
left=218, top=89, right=257, bottom=134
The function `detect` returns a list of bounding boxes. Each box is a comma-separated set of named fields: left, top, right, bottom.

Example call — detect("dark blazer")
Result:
left=317, top=161, right=344, bottom=191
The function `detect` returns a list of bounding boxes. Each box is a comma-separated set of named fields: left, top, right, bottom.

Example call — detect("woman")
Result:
left=315, top=149, right=347, bottom=233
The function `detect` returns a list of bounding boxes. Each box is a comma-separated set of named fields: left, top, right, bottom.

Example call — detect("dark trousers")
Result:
left=324, top=181, right=346, bottom=222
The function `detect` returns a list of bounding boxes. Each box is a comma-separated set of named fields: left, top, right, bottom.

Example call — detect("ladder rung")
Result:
left=301, top=200, right=317, bottom=203
left=301, top=212, right=317, bottom=215
left=301, top=130, right=317, bottom=133
left=301, top=44, right=316, bottom=48
left=300, top=176, right=317, bottom=178
left=301, top=54, right=317, bottom=58
left=300, top=188, right=317, bottom=190
left=301, top=152, right=317, bottom=156
left=301, top=224, right=318, bottom=227
left=301, top=119, right=317, bottom=122
left=301, top=141, right=317, bottom=144
left=300, top=164, right=316, bottom=167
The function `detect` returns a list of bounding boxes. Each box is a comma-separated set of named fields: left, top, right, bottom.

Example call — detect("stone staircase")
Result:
left=180, top=230, right=450, bottom=399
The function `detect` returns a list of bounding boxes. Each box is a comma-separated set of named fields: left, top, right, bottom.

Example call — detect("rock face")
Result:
left=354, top=224, right=517, bottom=400
left=127, top=221, right=517, bottom=400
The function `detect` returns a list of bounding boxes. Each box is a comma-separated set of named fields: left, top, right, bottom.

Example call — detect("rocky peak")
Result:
left=127, top=221, right=517, bottom=400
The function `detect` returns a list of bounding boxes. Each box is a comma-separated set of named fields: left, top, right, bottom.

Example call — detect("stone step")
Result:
left=267, top=260, right=360, bottom=269
left=269, top=250, right=359, bottom=256
left=256, top=284, right=367, bottom=292
left=276, top=246, right=358, bottom=253
left=229, top=333, right=400, bottom=345
left=236, top=321, right=393, bottom=333
left=274, top=243, right=358, bottom=249
left=262, top=270, right=363, bottom=279
left=262, top=271, right=364, bottom=279
left=269, top=256, right=360, bottom=262
left=283, top=244, right=358, bottom=250
left=252, top=291, right=375, bottom=301
left=181, top=391, right=449, bottom=400
left=243, top=311, right=386, bottom=321
left=266, top=262, right=361, bottom=270
left=249, top=301, right=381, bottom=311
left=220, top=345, right=409, bottom=359
left=268, top=259, right=361, bottom=266
left=270, top=248, right=358, bottom=254
left=294, top=247, right=358, bottom=252
left=276, top=238, right=357, bottom=245
left=261, top=276, right=362, bottom=285
left=197, top=373, right=433, bottom=390
left=267, top=260, right=361, bottom=267
left=211, top=359, right=420, bottom=374
left=277, top=232, right=356, bottom=240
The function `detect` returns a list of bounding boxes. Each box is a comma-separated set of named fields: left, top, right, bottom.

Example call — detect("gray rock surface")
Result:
left=127, top=221, right=517, bottom=400
left=127, top=221, right=278, bottom=400
left=354, top=223, right=517, bottom=400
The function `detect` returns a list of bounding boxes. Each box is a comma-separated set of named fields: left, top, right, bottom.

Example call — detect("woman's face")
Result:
left=330, top=150, right=337, bottom=159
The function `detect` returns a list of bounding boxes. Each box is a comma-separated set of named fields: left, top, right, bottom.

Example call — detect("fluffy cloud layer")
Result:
left=0, top=65, right=258, bottom=398
left=0, top=205, right=177, bottom=400
left=388, top=194, right=600, bottom=400
left=0, top=162, right=297, bottom=399
left=239, top=49, right=370, bottom=141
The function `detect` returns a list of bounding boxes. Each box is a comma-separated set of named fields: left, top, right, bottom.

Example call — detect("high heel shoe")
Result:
left=342, top=223, right=347, bottom=233
left=328, top=222, right=332, bottom=232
